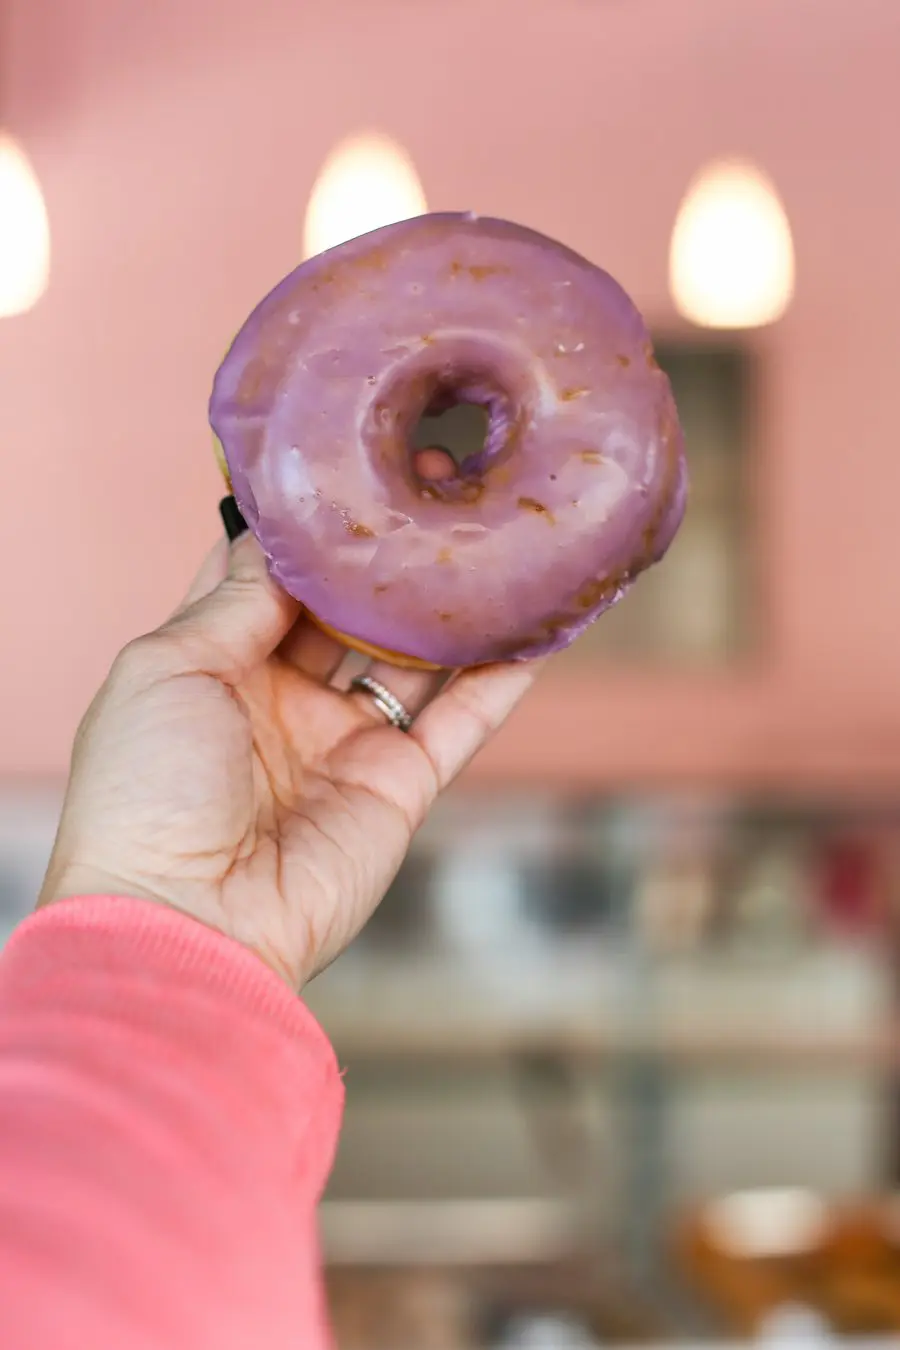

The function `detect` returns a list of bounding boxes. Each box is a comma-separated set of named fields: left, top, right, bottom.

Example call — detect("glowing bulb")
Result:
left=303, top=132, right=427, bottom=259
left=0, top=134, right=50, bottom=318
left=669, top=159, right=794, bottom=329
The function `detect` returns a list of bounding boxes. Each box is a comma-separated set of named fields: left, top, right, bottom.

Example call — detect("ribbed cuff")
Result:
left=0, top=896, right=344, bottom=1196
left=6, top=896, right=327, bottom=1036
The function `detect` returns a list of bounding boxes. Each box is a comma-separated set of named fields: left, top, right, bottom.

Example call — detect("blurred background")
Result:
left=3, top=0, right=900, bottom=1345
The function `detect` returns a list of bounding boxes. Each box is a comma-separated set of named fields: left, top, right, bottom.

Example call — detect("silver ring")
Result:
left=349, top=675, right=414, bottom=733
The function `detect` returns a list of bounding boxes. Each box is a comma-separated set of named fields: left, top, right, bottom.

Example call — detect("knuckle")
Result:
left=111, top=632, right=176, bottom=686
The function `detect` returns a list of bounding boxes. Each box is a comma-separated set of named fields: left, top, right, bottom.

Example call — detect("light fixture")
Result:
left=303, top=131, right=427, bottom=260
left=0, top=132, right=50, bottom=318
left=669, top=159, right=794, bottom=329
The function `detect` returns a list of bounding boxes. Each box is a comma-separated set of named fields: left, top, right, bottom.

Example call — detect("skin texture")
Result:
left=39, top=531, right=542, bottom=990
left=210, top=213, right=687, bottom=668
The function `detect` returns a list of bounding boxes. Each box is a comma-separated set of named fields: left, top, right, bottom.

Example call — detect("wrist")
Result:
left=39, top=859, right=164, bottom=911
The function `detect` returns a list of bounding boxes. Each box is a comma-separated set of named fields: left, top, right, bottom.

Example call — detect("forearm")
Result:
left=0, top=897, right=343, bottom=1349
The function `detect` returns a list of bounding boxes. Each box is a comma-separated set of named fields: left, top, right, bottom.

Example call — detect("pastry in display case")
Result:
left=326, top=1268, right=472, bottom=1350
left=675, top=1190, right=900, bottom=1336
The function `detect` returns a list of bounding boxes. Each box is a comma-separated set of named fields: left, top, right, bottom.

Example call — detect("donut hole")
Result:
left=411, top=400, right=490, bottom=482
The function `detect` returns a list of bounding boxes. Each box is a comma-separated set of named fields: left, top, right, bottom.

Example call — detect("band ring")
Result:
left=349, top=675, right=414, bottom=733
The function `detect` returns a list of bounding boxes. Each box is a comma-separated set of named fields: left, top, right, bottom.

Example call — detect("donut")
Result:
left=209, top=212, right=687, bottom=668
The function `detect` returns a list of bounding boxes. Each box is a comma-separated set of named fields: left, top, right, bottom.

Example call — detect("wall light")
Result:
left=669, top=159, right=794, bottom=329
left=303, top=132, right=427, bottom=260
left=0, top=132, right=50, bottom=318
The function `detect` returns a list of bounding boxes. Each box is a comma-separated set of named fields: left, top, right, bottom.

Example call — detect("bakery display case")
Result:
left=299, top=790, right=900, bottom=1345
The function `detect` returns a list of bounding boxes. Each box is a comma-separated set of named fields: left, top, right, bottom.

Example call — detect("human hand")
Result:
left=40, top=512, right=541, bottom=990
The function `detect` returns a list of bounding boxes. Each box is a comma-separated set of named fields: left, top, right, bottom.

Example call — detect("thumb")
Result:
left=168, top=537, right=230, bottom=618
left=154, top=532, right=302, bottom=683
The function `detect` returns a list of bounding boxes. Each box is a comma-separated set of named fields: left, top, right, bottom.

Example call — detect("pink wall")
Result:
left=3, top=0, right=900, bottom=788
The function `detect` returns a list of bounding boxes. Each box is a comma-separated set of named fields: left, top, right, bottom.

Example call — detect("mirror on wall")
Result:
left=561, top=340, right=753, bottom=667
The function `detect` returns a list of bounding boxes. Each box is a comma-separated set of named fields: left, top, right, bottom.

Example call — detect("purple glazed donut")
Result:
left=209, top=212, right=687, bottom=668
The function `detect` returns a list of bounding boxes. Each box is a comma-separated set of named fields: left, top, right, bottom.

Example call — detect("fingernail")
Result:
left=219, top=495, right=248, bottom=542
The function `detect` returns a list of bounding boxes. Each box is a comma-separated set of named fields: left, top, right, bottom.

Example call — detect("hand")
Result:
left=40, top=521, right=541, bottom=990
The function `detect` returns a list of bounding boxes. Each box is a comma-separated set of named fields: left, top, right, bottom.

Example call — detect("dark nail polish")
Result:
left=219, top=496, right=248, bottom=542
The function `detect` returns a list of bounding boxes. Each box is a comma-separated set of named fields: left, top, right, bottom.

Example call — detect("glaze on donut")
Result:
left=209, top=213, right=687, bottom=668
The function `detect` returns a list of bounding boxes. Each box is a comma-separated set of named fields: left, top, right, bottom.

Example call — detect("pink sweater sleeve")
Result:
left=0, top=896, right=344, bottom=1350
